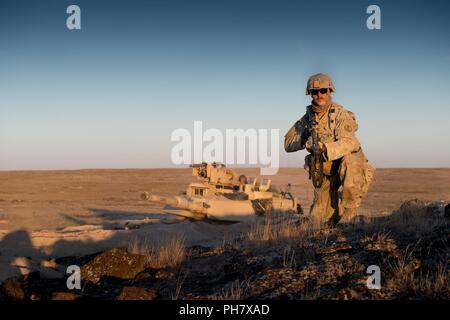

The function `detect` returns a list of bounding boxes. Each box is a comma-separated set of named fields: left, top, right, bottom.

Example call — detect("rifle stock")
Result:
left=310, top=129, right=324, bottom=188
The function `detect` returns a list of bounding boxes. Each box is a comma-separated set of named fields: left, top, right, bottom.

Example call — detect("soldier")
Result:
left=284, top=73, right=375, bottom=226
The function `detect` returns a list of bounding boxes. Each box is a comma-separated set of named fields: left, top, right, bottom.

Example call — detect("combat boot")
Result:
left=340, top=207, right=357, bottom=224
left=341, top=208, right=370, bottom=226
left=326, top=212, right=341, bottom=228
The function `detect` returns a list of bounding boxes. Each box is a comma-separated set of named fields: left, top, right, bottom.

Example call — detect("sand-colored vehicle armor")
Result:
left=141, top=162, right=302, bottom=222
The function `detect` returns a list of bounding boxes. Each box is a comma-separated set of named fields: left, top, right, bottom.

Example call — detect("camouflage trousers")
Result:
left=308, top=149, right=374, bottom=226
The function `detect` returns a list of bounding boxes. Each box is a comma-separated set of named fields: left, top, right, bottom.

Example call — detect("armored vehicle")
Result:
left=141, top=162, right=302, bottom=222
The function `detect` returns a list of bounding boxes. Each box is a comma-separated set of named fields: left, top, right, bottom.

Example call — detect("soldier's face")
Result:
left=311, top=88, right=332, bottom=107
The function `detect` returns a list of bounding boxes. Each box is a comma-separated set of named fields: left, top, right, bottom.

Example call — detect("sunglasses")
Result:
left=310, top=88, right=329, bottom=95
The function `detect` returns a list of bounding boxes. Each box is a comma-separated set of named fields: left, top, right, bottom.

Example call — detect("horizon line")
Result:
left=1, top=166, right=449, bottom=173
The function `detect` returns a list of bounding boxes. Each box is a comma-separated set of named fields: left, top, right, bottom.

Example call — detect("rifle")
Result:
left=309, top=128, right=324, bottom=188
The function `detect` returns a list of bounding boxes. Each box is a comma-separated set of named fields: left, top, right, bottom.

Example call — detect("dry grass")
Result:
left=130, top=199, right=446, bottom=300
left=387, top=244, right=420, bottom=279
left=298, top=287, right=322, bottom=300
left=381, top=221, right=449, bottom=299
left=171, top=269, right=189, bottom=300
left=363, top=230, right=393, bottom=243
left=409, top=264, right=450, bottom=298
left=362, top=199, right=445, bottom=237
left=247, top=213, right=323, bottom=244
left=212, top=279, right=251, bottom=300
left=282, top=245, right=297, bottom=268
left=359, top=230, right=397, bottom=248
left=245, top=200, right=449, bottom=299
left=387, top=260, right=450, bottom=299
left=128, top=234, right=186, bottom=269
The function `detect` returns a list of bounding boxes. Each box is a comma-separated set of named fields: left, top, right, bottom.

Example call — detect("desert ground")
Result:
left=0, top=168, right=449, bottom=299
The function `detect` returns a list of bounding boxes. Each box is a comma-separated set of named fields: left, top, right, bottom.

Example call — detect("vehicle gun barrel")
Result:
left=140, top=191, right=207, bottom=213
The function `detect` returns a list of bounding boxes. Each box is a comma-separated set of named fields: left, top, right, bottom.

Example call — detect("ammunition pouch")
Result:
left=362, top=162, right=375, bottom=194
left=353, top=149, right=375, bottom=194
left=305, top=154, right=339, bottom=177
left=304, top=146, right=374, bottom=192
left=304, top=154, right=312, bottom=173
left=322, top=160, right=340, bottom=176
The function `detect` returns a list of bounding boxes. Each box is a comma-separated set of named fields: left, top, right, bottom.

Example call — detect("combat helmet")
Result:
left=306, top=73, right=336, bottom=95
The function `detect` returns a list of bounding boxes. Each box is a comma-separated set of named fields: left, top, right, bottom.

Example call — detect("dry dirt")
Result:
left=0, top=168, right=449, bottom=286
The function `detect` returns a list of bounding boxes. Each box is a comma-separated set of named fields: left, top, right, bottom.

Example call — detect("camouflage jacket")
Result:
left=284, top=103, right=361, bottom=161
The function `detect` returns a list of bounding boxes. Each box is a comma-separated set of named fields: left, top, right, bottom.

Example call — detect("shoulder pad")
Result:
left=334, top=104, right=356, bottom=121
left=346, top=110, right=356, bottom=121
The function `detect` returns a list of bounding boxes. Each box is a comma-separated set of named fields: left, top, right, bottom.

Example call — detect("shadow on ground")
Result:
left=0, top=200, right=449, bottom=300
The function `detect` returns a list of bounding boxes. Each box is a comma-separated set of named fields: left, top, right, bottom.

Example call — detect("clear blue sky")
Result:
left=0, top=0, right=449, bottom=170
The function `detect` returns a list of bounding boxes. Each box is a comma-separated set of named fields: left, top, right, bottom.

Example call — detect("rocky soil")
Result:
left=1, top=200, right=449, bottom=300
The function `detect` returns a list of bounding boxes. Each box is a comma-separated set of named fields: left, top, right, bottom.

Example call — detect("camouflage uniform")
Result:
left=285, top=76, right=374, bottom=225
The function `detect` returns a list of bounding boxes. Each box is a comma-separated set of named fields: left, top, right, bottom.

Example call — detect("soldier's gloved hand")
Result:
left=305, top=136, right=313, bottom=150
left=312, top=142, right=327, bottom=156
